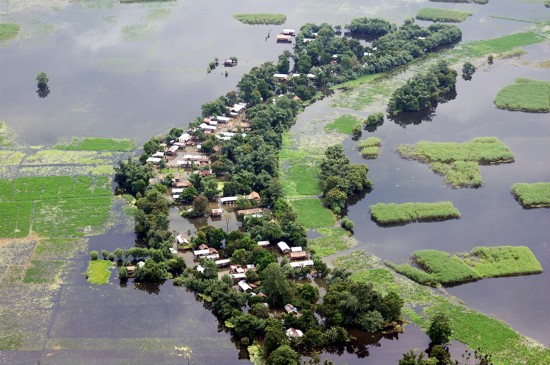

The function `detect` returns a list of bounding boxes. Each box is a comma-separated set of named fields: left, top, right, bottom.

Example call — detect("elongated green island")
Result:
left=370, top=201, right=460, bottom=225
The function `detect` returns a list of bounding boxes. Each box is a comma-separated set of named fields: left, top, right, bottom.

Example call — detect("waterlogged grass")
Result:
left=416, top=8, right=472, bottom=23
left=512, top=182, right=550, bottom=208
left=0, top=121, right=15, bottom=147
left=23, top=260, right=65, bottom=284
left=309, top=227, right=355, bottom=257
left=370, top=201, right=460, bottom=225
left=54, top=137, right=136, bottom=151
left=281, top=162, right=321, bottom=197
left=388, top=246, right=542, bottom=286
left=325, top=115, right=360, bottom=135
left=331, top=73, right=386, bottom=90
left=233, top=13, right=286, bottom=25
left=290, top=199, right=335, bottom=229
left=450, top=32, right=546, bottom=60
left=494, top=78, right=550, bottom=113
left=336, top=251, right=550, bottom=364
left=357, top=137, right=382, bottom=158
left=86, top=260, right=112, bottom=285
left=398, top=137, right=514, bottom=187
left=22, top=150, right=112, bottom=165
left=0, top=23, right=20, bottom=42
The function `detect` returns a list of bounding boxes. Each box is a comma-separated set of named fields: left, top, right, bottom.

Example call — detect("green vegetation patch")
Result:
left=290, top=199, right=335, bottom=228
left=0, top=121, right=15, bottom=147
left=280, top=162, right=321, bottom=197
left=416, top=8, right=472, bottom=23
left=331, top=73, right=386, bottom=90
left=233, top=13, right=286, bottom=25
left=86, top=260, right=112, bottom=285
left=308, top=227, right=355, bottom=257
left=452, top=32, right=546, bottom=59
left=0, top=23, right=20, bottom=42
left=357, top=137, right=382, bottom=158
left=370, top=201, right=460, bottom=225
left=512, top=182, right=550, bottom=208
left=23, top=260, right=65, bottom=284
left=325, top=115, right=361, bottom=135
left=54, top=137, right=136, bottom=151
left=431, top=161, right=482, bottom=188
left=494, top=78, right=550, bottom=113
left=388, top=246, right=542, bottom=286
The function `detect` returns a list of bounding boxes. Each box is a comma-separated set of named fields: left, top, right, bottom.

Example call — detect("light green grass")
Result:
left=86, top=260, right=112, bottom=285
left=281, top=162, right=321, bottom=197
left=23, top=260, right=65, bottom=284
left=290, top=199, right=335, bottom=228
left=331, top=73, right=386, bottom=90
left=0, top=121, right=15, bottom=147
left=512, top=182, right=550, bottom=208
left=388, top=246, right=542, bottom=286
left=233, top=13, right=286, bottom=25
left=357, top=137, right=382, bottom=158
left=0, top=23, right=20, bottom=42
left=308, top=227, right=355, bottom=257
left=450, top=32, right=546, bottom=60
left=431, top=161, right=482, bottom=188
left=54, top=137, right=136, bottom=151
left=370, top=201, right=460, bottom=225
left=325, top=115, right=360, bottom=134
left=416, top=8, right=472, bottom=23
left=494, top=78, right=550, bottom=113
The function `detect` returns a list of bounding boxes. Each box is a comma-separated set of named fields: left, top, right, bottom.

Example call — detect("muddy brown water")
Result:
left=1, top=0, right=549, bottom=363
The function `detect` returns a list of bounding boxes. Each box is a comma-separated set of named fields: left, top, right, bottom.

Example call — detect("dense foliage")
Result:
left=345, top=17, right=394, bottom=36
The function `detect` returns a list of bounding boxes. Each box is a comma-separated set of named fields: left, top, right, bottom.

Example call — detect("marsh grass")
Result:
left=54, top=137, right=136, bottom=152
left=325, top=115, right=360, bottom=134
left=357, top=137, right=382, bottom=158
left=369, top=201, right=460, bottom=225
left=416, top=8, right=472, bottom=23
left=450, top=32, right=546, bottom=60
left=23, top=260, right=65, bottom=284
left=431, top=161, right=482, bottom=187
left=233, top=13, right=286, bottom=25
left=281, top=162, right=321, bottom=197
left=494, top=78, right=550, bottom=113
left=308, top=227, right=355, bottom=257
left=290, top=199, right=335, bottom=228
left=0, top=23, right=20, bottom=42
left=86, top=260, right=112, bottom=285
left=512, top=182, right=550, bottom=208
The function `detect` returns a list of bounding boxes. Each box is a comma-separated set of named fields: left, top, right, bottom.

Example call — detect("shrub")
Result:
left=90, top=251, right=98, bottom=260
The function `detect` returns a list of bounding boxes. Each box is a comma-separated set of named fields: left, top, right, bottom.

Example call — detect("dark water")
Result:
left=1, top=0, right=549, bottom=363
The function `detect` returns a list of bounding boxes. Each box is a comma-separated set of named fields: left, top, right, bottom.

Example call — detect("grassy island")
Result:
left=0, top=23, right=20, bottom=41
left=512, top=182, right=550, bottom=208
left=387, top=246, right=543, bottom=286
left=416, top=8, right=473, bottom=23
left=86, top=260, right=112, bottom=285
left=233, top=13, right=286, bottom=25
left=357, top=137, right=381, bottom=158
left=370, top=201, right=460, bottom=225
left=494, top=78, right=550, bottom=113
left=325, top=115, right=360, bottom=134
left=54, top=137, right=136, bottom=151
left=397, top=137, right=514, bottom=188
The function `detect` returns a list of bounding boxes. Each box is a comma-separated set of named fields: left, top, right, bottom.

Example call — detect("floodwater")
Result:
left=1, top=0, right=549, bottom=363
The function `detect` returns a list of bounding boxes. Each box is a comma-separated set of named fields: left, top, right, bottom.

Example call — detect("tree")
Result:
left=261, top=263, right=292, bottom=307
left=399, top=350, right=434, bottom=365
left=462, top=62, right=476, bottom=79
left=90, top=251, right=98, bottom=260
left=191, top=194, right=209, bottom=217
left=118, top=266, right=128, bottom=280
left=267, top=345, right=300, bottom=365
left=36, top=72, right=49, bottom=88
left=427, top=312, right=452, bottom=345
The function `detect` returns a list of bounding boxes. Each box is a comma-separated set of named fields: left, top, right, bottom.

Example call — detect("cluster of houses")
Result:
left=276, top=241, right=313, bottom=268
left=276, top=28, right=295, bottom=43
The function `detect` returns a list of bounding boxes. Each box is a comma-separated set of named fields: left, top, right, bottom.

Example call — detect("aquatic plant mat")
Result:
left=334, top=251, right=550, bottom=365
left=0, top=23, right=20, bottom=42
left=233, top=13, right=286, bottom=25
left=494, top=78, right=550, bottom=113
left=386, top=246, right=542, bottom=286
left=416, top=8, right=473, bottom=23
left=357, top=137, right=381, bottom=158
left=325, top=115, right=361, bottom=135
left=369, top=201, right=460, bottom=225
left=54, top=137, right=136, bottom=151
left=397, top=137, right=514, bottom=188
left=512, top=182, right=550, bottom=208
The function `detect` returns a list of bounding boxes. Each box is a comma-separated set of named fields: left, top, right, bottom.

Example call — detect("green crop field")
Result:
left=290, top=198, right=335, bottom=228
left=0, top=23, right=20, bottom=41
left=369, top=201, right=460, bottom=225
left=54, top=137, right=136, bottom=151
left=397, top=137, right=514, bottom=188
left=388, top=246, right=542, bottom=286
left=494, top=78, right=550, bottom=113
left=416, top=8, right=472, bottom=22
left=512, top=182, right=550, bottom=208
left=325, top=115, right=360, bottom=135
left=233, top=13, right=286, bottom=25
left=86, top=260, right=112, bottom=285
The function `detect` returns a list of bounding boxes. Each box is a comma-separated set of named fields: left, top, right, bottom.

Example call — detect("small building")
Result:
left=238, top=280, right=253, bottom=293
left=290, top=251, right=308, bottom=261
left=172, top=188, right=184, bottom=194
left=215, top=259, right=231, bottom=267
left=284, top=304, right=298, bottom=314
left=215, top=116, right=231, bottom=123
left=277, top=241, right=291, bottom=254
left=193, top=249, right=210, bottom=258
left=178, top=133, right=192, bottom=143
left=286, top=328, right=303, bottom=338
left=290, top=246, right=302, bottom=252
left=249, top=191, right=261, bottom=201
left=211, top=208, right=223, bottom=217
left=237, top=208, right=263, bottom=217
left=230, top=273, right=247, bottom=281
left=257, top=241, right=270, bottom=247
left=137, top=261, right=145, bottom=269
left=224, top=59, right=238, bottom=67
left=231, top=103, right=247, bottom=114
left=169, top=247, right=178, bottom=255
left=274, top=73, right=289, bottom=82
left=175, top=235, right=189, bottom=245
left=126, top=266, right=136, bottom=276
left=220, top=196, right=238, bottom=205
left=199, top=123, right=217, bottom=131
left=174, top=181, right=192, bottom=188
left=146, top=157, right=162, bottom=164
left=289, top=260, right=314, bottom=268
left=276, top=34, right=292, bottom=43
left=282, top=29, right=296, bottom=36
left=165, top=145, right=179, bottom=156
left=230, top=265, right=246, bottom=274
left=152, top=151, right=164, bottom=158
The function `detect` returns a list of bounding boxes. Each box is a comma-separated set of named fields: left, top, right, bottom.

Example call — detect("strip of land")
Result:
left=233, top=13, right=286, bottom=25
left=370, top=201, right=460, bottom=225
left=416, top=8, right=473, bottom=23
left=54, top=137, right=136, bottom=151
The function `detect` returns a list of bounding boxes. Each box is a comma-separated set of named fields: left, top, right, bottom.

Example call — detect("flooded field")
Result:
left=0, top=0, right=549, bottom=363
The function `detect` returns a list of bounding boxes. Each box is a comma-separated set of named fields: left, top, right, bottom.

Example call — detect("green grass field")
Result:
left=0, top=23, right=20, bottom=41
left=54, top=137, right=136, bottom=151
left=86, top=260, right=112, bottom=285
left=370, top=201, right=460, bottom=225
left=290, top=198, right=335, bottom=228
left=416, top=8, right=472, bottom=22
left=325, top=115, right=361, bottom=134
left=494, top=78, right=550, bottom=113
left=233, top=13, right=286, bottom=25
left=388, top=246, right=542, bottom=286
left=512, top=182, right=550, bottom=208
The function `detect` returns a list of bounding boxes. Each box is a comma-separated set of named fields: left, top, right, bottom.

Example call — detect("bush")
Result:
left=341, top=217, right=354, bottom=231
left=90, top=251, right=98, bottom=260
left=118, top=266, right=128, bottom=280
